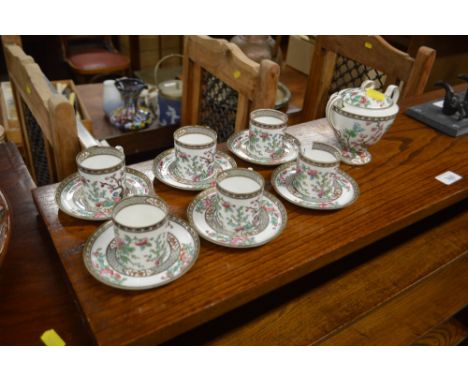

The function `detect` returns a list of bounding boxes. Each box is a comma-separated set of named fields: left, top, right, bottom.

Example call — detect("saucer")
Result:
left=271, top=162, right=359, bottom=210
left=55, top=168, right=153, bottom=221
left=153, top=149, right=237, bottom=191
left=227, top=130, right=300, bottom=166
left=187, top=188, right=287, bottom=248
left=83, top=215, right=200, bottom=290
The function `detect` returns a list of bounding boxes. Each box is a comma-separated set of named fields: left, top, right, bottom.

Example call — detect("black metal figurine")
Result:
left=434, top=81, right=459, bottom=115
left=435, top=74, right=468, bottom=120
left=406, top=74, right=468, bottom=136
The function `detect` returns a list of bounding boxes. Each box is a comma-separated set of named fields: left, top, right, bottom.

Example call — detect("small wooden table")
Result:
left=75, top=84, right=178, bottom=162
left=30, top=87, right=468, bottom=345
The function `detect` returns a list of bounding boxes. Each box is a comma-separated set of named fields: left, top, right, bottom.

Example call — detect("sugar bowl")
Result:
left=326, top=80, right=400, bottom=165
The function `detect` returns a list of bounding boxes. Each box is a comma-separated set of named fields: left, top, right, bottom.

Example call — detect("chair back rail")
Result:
left=182, top=35, right=280, bottom=140
left=3, top=41, right=81, bottom=183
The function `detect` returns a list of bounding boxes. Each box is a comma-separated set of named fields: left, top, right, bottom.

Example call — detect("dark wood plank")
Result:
left=319, top=254, right=468, bottom=345
left=128, top=36, right=140, bottom=72
left=174, top=200, right=467, bottom=345
left=31, top=85, right=468, bottom=345
left=0, top=142, right=92, bottom=345
left=412, top=318, right=467, bottom=346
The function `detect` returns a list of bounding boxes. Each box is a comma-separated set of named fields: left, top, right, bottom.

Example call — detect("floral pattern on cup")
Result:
left=80, top=167, right=125, bottom=210
left=247, top=109, right=288, bottom=159
left=248, top=125, right=285, bottom=159
left=112, top=195, right=170, bottom=273
left=293, top=162, right=337, bottom=200
left=77, top=146, right=126, bottom=212
left=114, top=232, right=170, bottom=271
left=215, top=168, right=265, bottom=235
left=174, top=148, right=215, bottom=182
left=174, top=126, right=217, bottom=182
left=215, top=193, right=261, bottom=233
left=293, top=143, right=340, bottom=200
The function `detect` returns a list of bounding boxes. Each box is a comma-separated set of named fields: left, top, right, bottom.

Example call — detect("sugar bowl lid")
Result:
left=340, top=80, right=399, bottom=110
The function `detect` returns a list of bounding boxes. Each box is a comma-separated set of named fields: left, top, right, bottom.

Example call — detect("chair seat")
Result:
left=68, top=50, right=130, bottom=74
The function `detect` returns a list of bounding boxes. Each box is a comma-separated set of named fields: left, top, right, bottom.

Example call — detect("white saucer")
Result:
left=271, top=162, right=359, bottom=210
left=83, top=215, right=200, bottom=290
left=187, top=188, right=287, bottom=248
left=55, top=168, right=153, bottom=221
left=227, top=130, right=300, bottom=166
left=153, top=149, right=237, bottom=191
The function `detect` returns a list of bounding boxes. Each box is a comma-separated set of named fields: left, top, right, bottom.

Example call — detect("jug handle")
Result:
left=154, top=54, right=184, bottom=86
left=384, top=85, right=400, bottom=103
left=326, top=93, right=343, bottom=131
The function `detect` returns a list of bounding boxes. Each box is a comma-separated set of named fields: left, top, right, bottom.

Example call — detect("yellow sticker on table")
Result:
left=364, top=41, right=373, bottom=49
left=366, top=88, right=385, bottom=101
left=233, top=70, right=241, bottom=79
left=41, top=329, right=66, bottom=346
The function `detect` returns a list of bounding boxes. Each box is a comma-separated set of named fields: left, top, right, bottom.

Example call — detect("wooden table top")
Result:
left=0, top=143, right=93, bottom=345
left=31, top=86, right=468, bottom=345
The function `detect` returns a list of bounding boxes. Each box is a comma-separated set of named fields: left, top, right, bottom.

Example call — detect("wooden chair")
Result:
left=300, top=35, right=436, bottom=122
left=2, top=40, right=102, bottom=185
left=59, top=36, right=130, bottom=83
left=182, top=35, right=280, bottom=142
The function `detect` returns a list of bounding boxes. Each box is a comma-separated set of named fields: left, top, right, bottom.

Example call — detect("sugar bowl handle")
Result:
left=384, top=85, right=400, bottom=103
left=360, top=80, right=376, bottom=90
left=326, top=93, right=343, bottom=131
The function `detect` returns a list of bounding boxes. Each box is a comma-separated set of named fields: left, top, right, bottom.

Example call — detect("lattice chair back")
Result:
left=301, top=36, right=436, bottom=122
left=21, top=101, right=54, bottom=185
left=182, top=36, right=279, bottom=142
left=329, top=55, right=388, bottom=95
left=199, top=70, right=239, bottom=142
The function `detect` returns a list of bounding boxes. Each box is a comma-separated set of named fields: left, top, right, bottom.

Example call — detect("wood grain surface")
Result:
left=169, top=200, right=467, bottom=345
left=32, top=87, right=468, bottom=345
left=320, top=254, right=468, bottom=345
left=0, top=142, right=93, bottom=345
left=413, top=318, right=467, bottom=346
